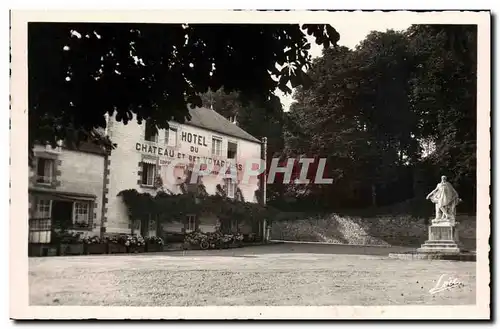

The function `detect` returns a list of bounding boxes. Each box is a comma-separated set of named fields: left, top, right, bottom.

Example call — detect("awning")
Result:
left=142, top=157, right=158, bottom=165
left=29, top=188, right=96, bottom=201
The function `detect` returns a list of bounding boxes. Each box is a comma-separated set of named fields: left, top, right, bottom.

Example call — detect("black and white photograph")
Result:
left=9, top=9, right=490, bottom=320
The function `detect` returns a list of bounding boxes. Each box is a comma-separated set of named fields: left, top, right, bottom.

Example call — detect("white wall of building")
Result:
left=105, top=113, right=262, bottom=235
left=29, top=144, right=105, bottom=237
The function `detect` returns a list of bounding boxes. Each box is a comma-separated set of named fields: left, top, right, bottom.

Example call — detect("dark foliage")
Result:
left=282, top=25, right=477, bottom=213
left=29, top=22, right=339, bottom=153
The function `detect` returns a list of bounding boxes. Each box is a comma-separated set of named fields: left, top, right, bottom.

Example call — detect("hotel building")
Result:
left=28, top=107, right=267, bottom=242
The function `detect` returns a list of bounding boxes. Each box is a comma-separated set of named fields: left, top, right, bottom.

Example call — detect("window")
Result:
left=73, top=202, right=90, bottom=228
left=225, top=179, right=236, bottom=199
left=231, top=219, right=239, bottom=233
left=186, top=214, right=197, bottom=232
left=144, top=121, right=158, bottom=142
left=133, top=219, right=142, bottom=235
left=29, top=218, right=51, bottom=231
left=227, top=141, right=237, bottom=159
left=141, top=163, right=157, bottom=186
left=220, top=218, right=238, bottom=234
left=212, top=137, right=222, bottom=156
left=148, top=216, right=157, bottom=232
left=165, top=127, right=178, bottom=147
left=35, top=199, right=51, bottom=218
left=36, top=158, right=54, bottom=184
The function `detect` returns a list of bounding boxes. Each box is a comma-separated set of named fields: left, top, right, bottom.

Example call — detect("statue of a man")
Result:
left=426, top=176, right=461, bottom=225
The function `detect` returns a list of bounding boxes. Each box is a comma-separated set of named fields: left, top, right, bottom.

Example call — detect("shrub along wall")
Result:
left=270, top=214, right=476, bottom=250
left=117, top=188, right=275, bottom=235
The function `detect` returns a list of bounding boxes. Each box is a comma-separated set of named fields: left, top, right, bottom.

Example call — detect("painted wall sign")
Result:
left=135, top=142, right=175, bottom=157
left=135, top=142, right=243, bottom=171
left=160, top=160, right=242, bottom=176
left=181, top=132, right=208, bottom=147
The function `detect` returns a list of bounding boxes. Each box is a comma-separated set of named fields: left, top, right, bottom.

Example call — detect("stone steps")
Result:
left=418, top=241, right=460, bottom=253
left=422, top=240, right=458, bottom=248
left=416, top=222, right=462, bottom=254
left=417, top=247, right=460, bottom=253
left=389, top=251, right=476, bottom=261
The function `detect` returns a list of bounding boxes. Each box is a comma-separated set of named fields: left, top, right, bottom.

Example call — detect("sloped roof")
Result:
left=184, top=107, right=261, bottom=143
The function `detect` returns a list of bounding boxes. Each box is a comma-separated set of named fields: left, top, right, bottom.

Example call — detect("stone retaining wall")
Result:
left=271, top=214, right=476, bottom=250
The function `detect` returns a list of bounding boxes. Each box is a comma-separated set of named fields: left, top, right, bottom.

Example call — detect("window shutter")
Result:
left=36, top=158, right=44, bottom=177
left=195, top=214, right=201, bottom=230
left=141, top=165, right=147, bottom=185
left=45, top=160, right=53, bottom=178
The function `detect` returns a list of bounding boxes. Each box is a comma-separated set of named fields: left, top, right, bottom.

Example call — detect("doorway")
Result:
left=51, top=200, right=73, bottom=230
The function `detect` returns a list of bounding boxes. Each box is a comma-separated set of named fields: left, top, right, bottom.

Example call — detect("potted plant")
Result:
left=73, top=221, right=90, bottom=230
left=220, top=234, right=233, bottom=249
left=145, top=236, right=164, bottom=252
left=83, top=235, right=108, bottom=254
left=54, top=230, right=84, bottom=256
left=232, top=233, right=244, bottom=248
left=106, top=235, right=127, bottom=254
left=184, top=231, right=205, bottom=250
left=125, top=235, right=146, bottom=253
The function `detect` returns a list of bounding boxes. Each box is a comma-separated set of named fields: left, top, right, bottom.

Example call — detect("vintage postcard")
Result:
left=10, top=10, right=490, bottom=320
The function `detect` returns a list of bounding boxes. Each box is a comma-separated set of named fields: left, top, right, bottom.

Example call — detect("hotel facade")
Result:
left=28, top=107, right=267, bottom=242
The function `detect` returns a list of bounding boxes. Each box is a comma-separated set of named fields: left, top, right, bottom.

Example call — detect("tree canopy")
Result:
left=28, top=23, right=340, bottom=151
left=194, top=25, right=477, bottom=214
left=282, top=25, right=477, bottom=213
left=29, top=22, right=477, bottom=216
left=406, top=25, right=477, bottom=202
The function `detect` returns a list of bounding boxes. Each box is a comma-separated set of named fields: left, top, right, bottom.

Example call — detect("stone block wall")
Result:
left=271, top=214, right=476, bottom=250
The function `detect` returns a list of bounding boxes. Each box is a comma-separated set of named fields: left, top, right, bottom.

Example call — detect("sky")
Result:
left=276, top=21, right=412, bottom=111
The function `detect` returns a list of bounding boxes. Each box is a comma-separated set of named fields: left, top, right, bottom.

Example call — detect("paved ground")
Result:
left=29, top=243, right=476, bottom=306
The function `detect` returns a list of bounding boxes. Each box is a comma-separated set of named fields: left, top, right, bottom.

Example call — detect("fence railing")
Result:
left=29, top=218, right=52, bottom=243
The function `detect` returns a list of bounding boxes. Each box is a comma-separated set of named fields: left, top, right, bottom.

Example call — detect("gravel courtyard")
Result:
left=29, top=243, right=476, bottom=306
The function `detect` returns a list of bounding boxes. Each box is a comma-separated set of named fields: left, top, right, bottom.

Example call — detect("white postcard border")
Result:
left=9, top=10, right=491, bottom=320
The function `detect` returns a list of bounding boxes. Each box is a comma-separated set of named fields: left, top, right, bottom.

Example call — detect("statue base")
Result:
left=417, top=221, right=461, bottom=254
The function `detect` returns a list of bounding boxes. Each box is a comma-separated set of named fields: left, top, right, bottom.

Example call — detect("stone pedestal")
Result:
left=417, top=222, right=461, bottom=254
